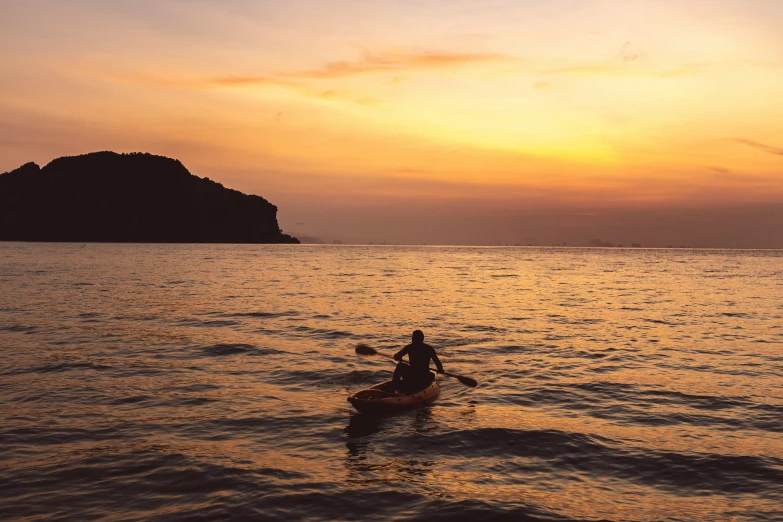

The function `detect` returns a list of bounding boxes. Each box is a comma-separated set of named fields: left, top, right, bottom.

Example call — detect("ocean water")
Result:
left=0, top=243, right=781, bottom=521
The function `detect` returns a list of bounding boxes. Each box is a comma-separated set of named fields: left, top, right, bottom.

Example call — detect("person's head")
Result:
left=411, top=330, right=424, bottom=344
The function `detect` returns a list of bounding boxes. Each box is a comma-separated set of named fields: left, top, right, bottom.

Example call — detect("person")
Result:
left=392, top=330, right=443, bottom=392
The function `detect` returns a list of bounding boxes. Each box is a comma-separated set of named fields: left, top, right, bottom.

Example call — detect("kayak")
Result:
left=347, top=380, right=440, bottom=413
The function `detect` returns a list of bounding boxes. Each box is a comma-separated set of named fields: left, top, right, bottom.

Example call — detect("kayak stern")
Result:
left=347, top=380, right=440, bottom=413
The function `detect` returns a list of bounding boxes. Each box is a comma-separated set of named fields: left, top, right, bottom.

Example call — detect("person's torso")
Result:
left=407, top=343, right=434, bottom=375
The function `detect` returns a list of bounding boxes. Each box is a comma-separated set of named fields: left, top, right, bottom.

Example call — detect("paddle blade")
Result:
left=355, top=344, right=378, bottom=356
left=457, top=375, right=478, bottom=387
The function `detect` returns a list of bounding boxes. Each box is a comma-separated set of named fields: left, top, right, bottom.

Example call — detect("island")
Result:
left=0, top=152, right=299, bottom=244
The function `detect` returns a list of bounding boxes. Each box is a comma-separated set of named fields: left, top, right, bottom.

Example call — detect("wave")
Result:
left=495, top=382, right=783, bottom=432
left=462, top=325, right=507, bottom=333
left=264, top=369, right=389, bottom=388
left=384, top=427, right=783, bottom=494
left=201, top=343, right=282, bottom=357
left=220, top=310, right=301, bottom=319
left=14, top=361, right=114, bottom=375
left=290, top=325, right=357, bottom=340
left=177, top=318, right=240, bottom=328
left=1, top=425, right=123, bottom=448
left=0, top=450, right=309, bottom=520
left=2, top=244, right=782, bottom=521
left=0, top=324, right=38, bottom=333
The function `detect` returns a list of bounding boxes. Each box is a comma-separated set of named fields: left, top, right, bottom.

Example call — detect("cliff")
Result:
left=0, top=152, right=298, bottom=243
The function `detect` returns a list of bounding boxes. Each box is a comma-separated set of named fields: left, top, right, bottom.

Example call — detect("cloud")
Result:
left=734, top=138, right=783, bottom=157
left=201, top=49, right=513, bottom=104
left=75, top=48, right=514, bottom=102
left=200, top=49, right=513, bottom=105
left=210, top=50, right=512, bottom=85
left=211, top=75, right=292, bottom=87
left=534, top=82, right=551, bottom=89
left=206, top=76, right=380, bottom=106
left=708, top=166, right=731, bottom=174
left=286, top=50, right=515, bottom=79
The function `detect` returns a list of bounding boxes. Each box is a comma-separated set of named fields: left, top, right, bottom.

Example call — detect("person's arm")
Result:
left=394, top=344, right=411, bottom=362
left=431, top=347, right=444, bottom=373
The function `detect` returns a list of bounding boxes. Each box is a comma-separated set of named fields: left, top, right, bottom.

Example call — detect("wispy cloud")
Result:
left=75, top=48, right=514, bottom=93
left=211, top=75, right=292, bottom=87
left=286, top=50, right=515, bottom=79
left=73, top=63, right=383, bottom=107
left=213, top=77, right=381, bottom=106
left=210, top=50, right=513, bottom=85
left=734, top=138, right=783, bottom=157
left=202, top=49, right=513, bottom=101
left=202, top=49, right=514, bottom=105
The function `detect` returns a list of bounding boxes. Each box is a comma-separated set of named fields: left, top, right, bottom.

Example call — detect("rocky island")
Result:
left=0, top=152, right=298, bottom=243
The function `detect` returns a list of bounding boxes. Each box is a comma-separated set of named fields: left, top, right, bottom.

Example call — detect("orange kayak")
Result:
left=347, top=380, right=440, bottom=413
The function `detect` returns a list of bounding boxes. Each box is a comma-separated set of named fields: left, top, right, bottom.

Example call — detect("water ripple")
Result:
left=0, top=244, right=781, bottom=521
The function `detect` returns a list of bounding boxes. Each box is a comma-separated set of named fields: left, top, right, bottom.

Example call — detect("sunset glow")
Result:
left=2, top=0, right=782, bottom=245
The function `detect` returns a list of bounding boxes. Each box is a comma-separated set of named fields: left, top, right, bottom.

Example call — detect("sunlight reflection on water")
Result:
left=1, top=243, right=781, bottom=521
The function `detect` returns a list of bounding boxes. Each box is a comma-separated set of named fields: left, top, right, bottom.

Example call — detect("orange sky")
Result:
left=1, top=1, right=782, bottom=246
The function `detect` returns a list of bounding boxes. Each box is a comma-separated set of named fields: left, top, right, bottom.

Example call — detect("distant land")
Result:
left=0, top=152, right=298, bottom=244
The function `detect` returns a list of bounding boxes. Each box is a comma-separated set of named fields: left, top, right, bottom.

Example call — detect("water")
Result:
left=1, top=243, right=781, bottom=521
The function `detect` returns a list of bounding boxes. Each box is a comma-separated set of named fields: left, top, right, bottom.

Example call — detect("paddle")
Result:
left=355, top=344, right=478, bottom=387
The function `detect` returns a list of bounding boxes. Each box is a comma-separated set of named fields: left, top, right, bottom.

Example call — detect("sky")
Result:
left=1, top=0, right=782, bottom=247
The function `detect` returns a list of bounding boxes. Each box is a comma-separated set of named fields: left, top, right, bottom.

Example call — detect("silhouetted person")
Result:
left=392, top=330, right=443, bottom=392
